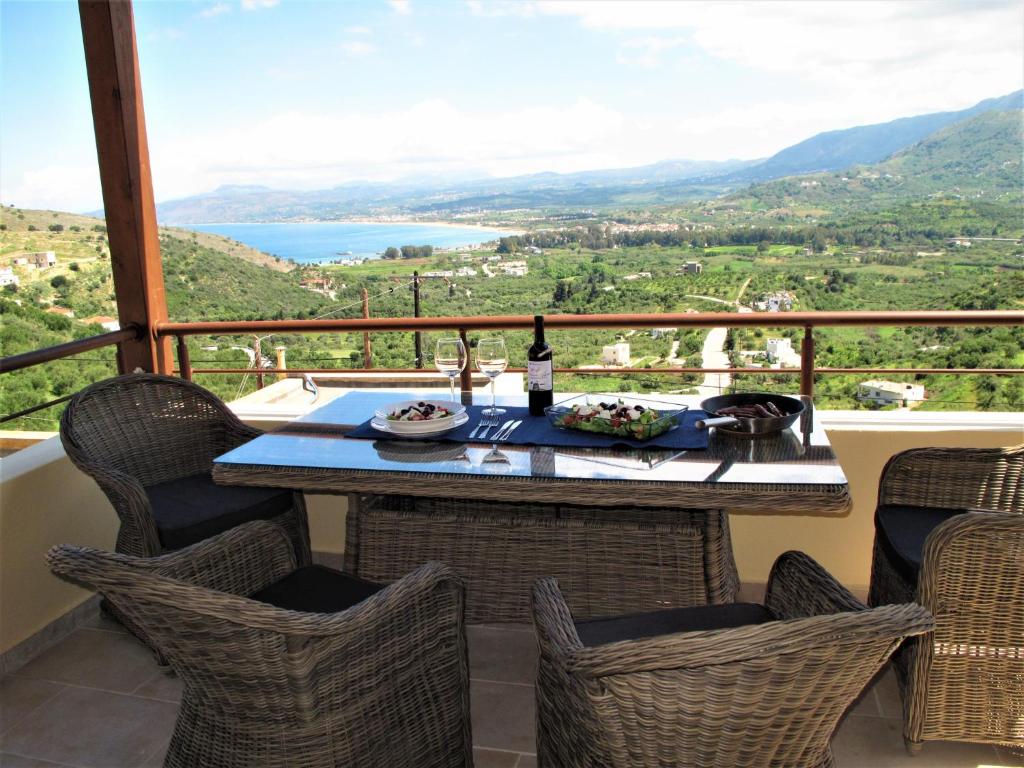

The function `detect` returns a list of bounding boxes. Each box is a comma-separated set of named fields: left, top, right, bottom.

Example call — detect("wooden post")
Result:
left=176, top=336, right=192, bottom=381
left=361, top=288, right=372, bottom=368
left=253, top=337, right=264, bottom=390
left=412, top=271, right=422, bottom=369
left=79, top=0, right=171, bottom=374
left=459, top=328, right=472, bottom=396
left=800, top=326, right=815, bottom=398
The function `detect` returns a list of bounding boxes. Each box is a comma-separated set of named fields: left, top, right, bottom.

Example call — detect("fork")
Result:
left=468, top=412, right=497, bottom=440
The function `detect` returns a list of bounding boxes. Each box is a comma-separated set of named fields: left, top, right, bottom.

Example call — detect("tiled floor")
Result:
left=1, top=615, right=1020, bottom=768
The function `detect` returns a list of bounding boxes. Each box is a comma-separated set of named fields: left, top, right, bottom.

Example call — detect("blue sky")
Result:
left=2, top=0, right=1022, bottom=212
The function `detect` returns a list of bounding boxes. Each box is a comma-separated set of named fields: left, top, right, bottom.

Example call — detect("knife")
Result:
left=495, top=420, right=523, bottom=441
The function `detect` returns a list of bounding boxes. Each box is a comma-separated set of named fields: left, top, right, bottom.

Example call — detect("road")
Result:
left=688, top=277, right=753, bottom=398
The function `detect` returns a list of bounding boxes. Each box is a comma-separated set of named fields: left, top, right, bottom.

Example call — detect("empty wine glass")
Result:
left=434, top=337, right=467, bottom=401
left=476, top=337, right=507, bottom=416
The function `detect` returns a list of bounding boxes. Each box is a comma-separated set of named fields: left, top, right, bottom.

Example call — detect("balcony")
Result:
left=1, top=2, right=1022, bottom=767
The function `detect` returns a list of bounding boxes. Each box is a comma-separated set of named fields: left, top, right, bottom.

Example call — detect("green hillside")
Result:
left=715, top=110, right=1023, bottom=218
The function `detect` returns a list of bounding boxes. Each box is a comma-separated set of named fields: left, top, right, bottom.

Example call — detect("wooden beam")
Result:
left=79, top=0, right=171, bottom=374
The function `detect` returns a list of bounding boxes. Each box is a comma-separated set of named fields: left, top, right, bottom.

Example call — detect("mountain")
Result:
left=717, top=109, right=1023, bottom=216
left=730, top=90, right=1022, bottom=183
left=152, top=91, right=1022, bottom=223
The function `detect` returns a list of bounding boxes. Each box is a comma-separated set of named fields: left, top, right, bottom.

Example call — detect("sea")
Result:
left=187, top=222, right=515, bottom=265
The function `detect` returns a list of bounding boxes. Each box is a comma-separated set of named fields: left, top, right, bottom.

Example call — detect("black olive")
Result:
left=417, top=401, right=426, bottom=407
left=635, top=405, right=645, bottom=412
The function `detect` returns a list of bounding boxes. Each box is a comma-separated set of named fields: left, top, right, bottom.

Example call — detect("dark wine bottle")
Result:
left=528, top=314, right=554, bottom=416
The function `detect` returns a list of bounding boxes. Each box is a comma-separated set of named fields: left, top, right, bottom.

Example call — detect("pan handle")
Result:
left=696, top=416, right=739, bottom=430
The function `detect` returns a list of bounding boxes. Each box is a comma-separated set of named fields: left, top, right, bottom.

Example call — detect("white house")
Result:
left=601, top=342, right=631, bottom=366
left=680, top=261, right=703, bottom=275
left=858, top=380, right=926, bottom=406
left=755, top=291, right=795, bottom=312
left=650, top=327, right=677, bottom=339
left=766, top=338, right=802, bottom=368
left=455, top=267, right=478, bottom=277
left=0, top=267, right=19, bottom=288
left=500, top=264, right=528, bottom=277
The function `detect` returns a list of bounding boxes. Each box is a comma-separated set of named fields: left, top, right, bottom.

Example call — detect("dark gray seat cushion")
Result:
left=576, top=602, right=776, bottom=647
left=875, top=504, right=967, bottom=584
left=146, top=473, right=294, bottom=550
left=252, top=565, right=383, bottom=613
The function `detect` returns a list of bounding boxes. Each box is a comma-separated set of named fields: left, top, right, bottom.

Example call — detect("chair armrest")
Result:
left=765, top=550, right=866, bottom=620
left=531, top=577, right=584, bottom=657
left=139, top=520, right=296, bottom=596
left=75, top=461, right=162, bottom=557
left=917, top=511, right=1024, bottom=614
left=879, top=445, right=1023, bottom=512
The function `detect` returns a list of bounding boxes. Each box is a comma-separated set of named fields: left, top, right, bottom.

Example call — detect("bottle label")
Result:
left=528, top=360, right=553, bottom=391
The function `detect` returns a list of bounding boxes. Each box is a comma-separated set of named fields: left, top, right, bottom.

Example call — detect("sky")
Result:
left=1, top=0, right=1022, bottom=213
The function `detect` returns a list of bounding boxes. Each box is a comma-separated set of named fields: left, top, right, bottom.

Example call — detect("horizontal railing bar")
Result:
left=180, top=366, right=1024, bottom=377
left=156, top=310, right=1024, bottom=337
left=0, top=393, right=75, bottom=424
left=0, top=325, right=141, bottom=374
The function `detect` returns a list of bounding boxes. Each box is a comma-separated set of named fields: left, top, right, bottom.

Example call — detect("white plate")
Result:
left=371, top=410, right=469, bottom=437
left=374, top=399, right=466, bottom=434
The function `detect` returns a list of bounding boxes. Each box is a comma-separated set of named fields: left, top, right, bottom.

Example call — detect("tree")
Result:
left=50, top=275, right=68, bottom=289
left=48, top=224, right=64, bottom=232
left=27, top=225, right=37, bottom=231
left=383, top=247, right=401, bottom=260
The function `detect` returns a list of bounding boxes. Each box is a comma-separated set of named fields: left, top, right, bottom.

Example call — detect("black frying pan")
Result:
left=697, top=393, right=805, bottom=435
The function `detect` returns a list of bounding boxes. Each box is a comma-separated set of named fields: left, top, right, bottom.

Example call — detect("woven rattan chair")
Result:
left=532, top=550, right=933, bottom=768
left=48, top=521, right=473, bottom=768
left=868, top=444, right=1023, bottom=754
left=60, top=373, right=310, bottom=563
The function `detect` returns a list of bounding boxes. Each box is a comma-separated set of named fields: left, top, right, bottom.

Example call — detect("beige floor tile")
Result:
left=471, top=680, right=536, bottom=754
left=0, top=754, right=75, bottom=767
left=12, top=630, right=158, bottom=695
left=468, top=626, right=537, bottom=685
left=833, top=714, right=1001, bottom=768
left=472, top=747, right=521, bottom=767
left=0, top=679, right=64, bottom=738
left=79, top=612, right=127, bottom=635
left=131, top=671, right=183, bottom=703
left=0, top=686, right=176, bottom=768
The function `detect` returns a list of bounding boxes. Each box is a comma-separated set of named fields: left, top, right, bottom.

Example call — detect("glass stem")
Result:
left=449, top=374, right=456, bottom=401
left=491, top=377, right=497, bottom=412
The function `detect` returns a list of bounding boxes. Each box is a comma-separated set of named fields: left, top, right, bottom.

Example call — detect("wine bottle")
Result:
left=528, top=314, right=554, bottom=415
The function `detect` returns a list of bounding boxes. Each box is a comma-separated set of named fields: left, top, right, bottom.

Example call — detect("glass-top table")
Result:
left=214, top=391, right=851, bottom=515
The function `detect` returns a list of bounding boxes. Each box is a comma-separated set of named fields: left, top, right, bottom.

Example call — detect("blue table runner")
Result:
left=344, top=405, right=709, bottom=451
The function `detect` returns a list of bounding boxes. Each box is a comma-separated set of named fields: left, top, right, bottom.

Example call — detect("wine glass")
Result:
left=434, top=337, right=467, bottom=402
left=476, top=337, right=507, bottom=416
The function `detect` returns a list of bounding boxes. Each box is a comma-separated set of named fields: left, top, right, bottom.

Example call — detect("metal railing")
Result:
left=156, top=309, right=1024, bottom=398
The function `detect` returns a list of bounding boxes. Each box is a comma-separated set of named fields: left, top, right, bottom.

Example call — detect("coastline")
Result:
left=184, top=219, right=524, bottom=236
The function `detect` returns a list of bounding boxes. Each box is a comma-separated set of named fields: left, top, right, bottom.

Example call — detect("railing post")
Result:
left=459, top=328, right=472, bottom=397
left=800, top=326, right=815, bottom=399
left=361, top=287, right=372, bottom=368
left=176, top=335, right=192, bottom=381
left=253, top=337, right=264, bottom=390
left=412, top=271, right=422, bottom=369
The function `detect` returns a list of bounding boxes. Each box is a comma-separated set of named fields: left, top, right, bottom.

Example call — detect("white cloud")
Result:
left=145, top=99, right=637, bottom=200
left=538, top=0, right=1024, bottom=118
left=199, top=3, right=230, bottom=19
left=340, top=40, right=377, bottom=58
left=1, top=164, right=103, bottom=213
left=388, top=0, right=412, bottom=16
left=615, top=36, right=686, bottom=68
left=344, top=25, right=372, bottom=35
left=466, top=0, right=536, bottom=18
left=241, top=0, right=278, bottom=10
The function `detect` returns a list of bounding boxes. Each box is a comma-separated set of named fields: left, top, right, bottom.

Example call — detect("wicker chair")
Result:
left=60, top=373, right=310, bottom=564
left=868, top=445, right=1024, bottom=754
left=532, top=551, right=933, bottom=768
left=48, top=521, right=473, bottom=768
